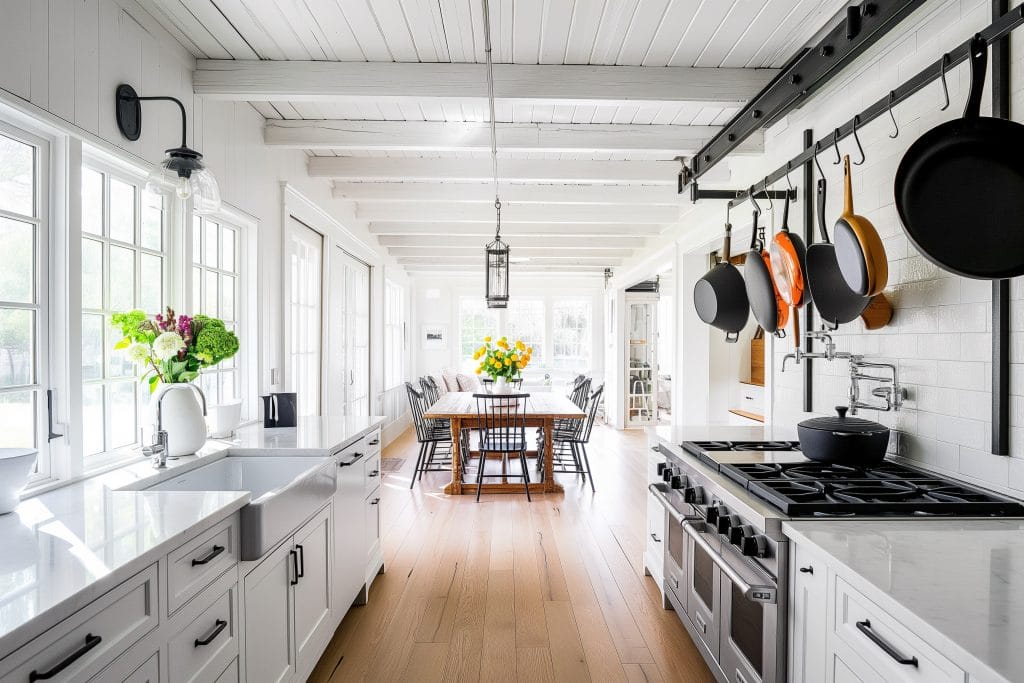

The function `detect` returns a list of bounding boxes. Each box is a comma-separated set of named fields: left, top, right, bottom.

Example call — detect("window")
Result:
left=0, top=124, right=49, bottom=478
left=287, top=219, right=323, bottom=416
left=191, top=215, right=240, bottom=406
left=458, top=297, right=499, bottom=360
left=80, top=163, right=167, bottom=459
left=552, top=299, right=591, bottom=371
left=384, top=280, right=405, bottom=389
left=505, top=299, right=544, bottom=366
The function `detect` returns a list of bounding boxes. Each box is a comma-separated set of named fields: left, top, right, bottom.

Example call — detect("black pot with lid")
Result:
left=797, top=406, right=890, bottom=466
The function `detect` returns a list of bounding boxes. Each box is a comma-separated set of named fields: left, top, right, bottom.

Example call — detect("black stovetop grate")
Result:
left=680, top=440, right=801, bottom=469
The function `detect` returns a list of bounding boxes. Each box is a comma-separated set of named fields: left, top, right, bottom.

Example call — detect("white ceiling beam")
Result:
left=385, top=246, right=632, bottom=258
left=195, top=60, right=775, bottom=106
left=356, top=201, right=676, bottom=224
left=333, top=182, right=680, bottom=205
left=377, top=235, right=641, bottom=249
left=266, top=120, right=763, bottom=155
left=309, top=157, right=713, bottom=184
left=402, top=263, right=609, bottom=273
left=396, top=256, right=624, bottom=266
left=371, top=224, right=659, bottom=237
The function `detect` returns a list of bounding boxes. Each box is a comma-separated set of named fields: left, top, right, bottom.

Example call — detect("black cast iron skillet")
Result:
left=743, top=208, right=787, bottom=337
left=806, top=177, right=870, bottom=328
left=694, top=220, right=749, bottom=342
left=895, top=35, right=1024, bottom=279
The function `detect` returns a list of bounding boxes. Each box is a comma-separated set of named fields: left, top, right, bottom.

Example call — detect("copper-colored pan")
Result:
left=769, top=190, right=807, bottom=345
left=835, top=155, right=888, bottom=296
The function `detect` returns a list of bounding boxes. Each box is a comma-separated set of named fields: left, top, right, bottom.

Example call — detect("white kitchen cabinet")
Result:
left=789, top=542, right=827, bottom=683
left=333, top=453, right=367, bottom=611
left=644, top=442, right=667, bottom=599
left=242, top=504, right=333, bottom=683
left=365, top=489, right=382, bottom=588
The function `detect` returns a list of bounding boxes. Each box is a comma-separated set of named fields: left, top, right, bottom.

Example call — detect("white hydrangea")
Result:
left=152, top=331, right=185, bottom=361
left=126, top=342, right=151, bottom=365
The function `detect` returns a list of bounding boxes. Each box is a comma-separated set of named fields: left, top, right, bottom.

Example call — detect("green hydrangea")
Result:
left=193, top=315, right=239, bottom=367
left=111, top=310, right=157, bottom=344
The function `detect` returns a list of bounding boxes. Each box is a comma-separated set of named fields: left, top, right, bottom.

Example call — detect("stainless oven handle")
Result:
left=647, top=483, right=702, bottom=525
left=681, top=521, right=777, bottom=604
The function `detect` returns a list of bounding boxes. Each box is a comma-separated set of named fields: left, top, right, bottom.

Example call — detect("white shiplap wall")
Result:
left=0, top=0, right=409, bottom=438
left=750, top=0, right=1024, bottom=494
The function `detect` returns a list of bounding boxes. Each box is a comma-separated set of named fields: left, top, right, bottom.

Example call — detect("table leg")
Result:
left=543, top=417, right=557, bottom=493
left=444, top=416, right=463, bottom=495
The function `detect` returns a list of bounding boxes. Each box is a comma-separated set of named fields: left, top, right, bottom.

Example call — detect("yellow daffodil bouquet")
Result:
left=473, top=336, right=533, bottom=381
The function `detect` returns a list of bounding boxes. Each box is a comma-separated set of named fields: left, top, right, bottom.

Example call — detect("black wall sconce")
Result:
left=115, top=84, right=221, bottom=214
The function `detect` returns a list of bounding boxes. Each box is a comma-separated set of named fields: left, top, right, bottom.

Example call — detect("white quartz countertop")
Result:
left=647, top=423, right=799, bottom=445
left=784, top=519, right=1024, bottom=683
left=0, top=414, right=385, bottom=656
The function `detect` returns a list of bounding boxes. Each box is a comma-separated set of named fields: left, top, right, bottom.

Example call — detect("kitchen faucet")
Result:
left=848, top=359, right=905, bottom=414
left=780, top=329, right=856, bottom=372
left=143, top=384, right=207, bottom=468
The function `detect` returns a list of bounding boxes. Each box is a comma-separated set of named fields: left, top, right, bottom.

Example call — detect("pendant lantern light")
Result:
left=481, top=0, right=509, bottom=309
left=115, top=84, right=221, bottom=214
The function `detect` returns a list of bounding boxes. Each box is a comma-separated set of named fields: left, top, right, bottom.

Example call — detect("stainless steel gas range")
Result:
left=645, top=433, right=1024, bottom=683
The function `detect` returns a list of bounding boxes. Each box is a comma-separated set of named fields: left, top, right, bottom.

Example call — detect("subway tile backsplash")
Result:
left=765, top=0, right=1024, bottom=494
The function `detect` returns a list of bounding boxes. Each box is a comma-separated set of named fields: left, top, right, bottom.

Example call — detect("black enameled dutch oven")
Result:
left=797, top=406, right=890, bottom=466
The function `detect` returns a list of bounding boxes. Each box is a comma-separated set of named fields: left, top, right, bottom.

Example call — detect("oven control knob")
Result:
left=705, top=505, right=726, bottom=525
left=662, top=467, right=675, bottom=483
left=741, top=534, right=768, bottom=558
left=729, top=524, right=753, bottom=546
left=716, top=514, right=740, bottom=536
left=657, top=462, right=668, bottom=476
left=683, top=486, right=704, bottom=505
left=670, top=474, right=686, bottom=490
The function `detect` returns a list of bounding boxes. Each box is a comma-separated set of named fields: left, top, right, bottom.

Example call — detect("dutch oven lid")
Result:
left=798, top=406, right=889, bottom=434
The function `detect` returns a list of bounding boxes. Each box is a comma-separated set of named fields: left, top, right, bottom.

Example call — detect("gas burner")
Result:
left=731, top=440, right=801, bottom=451
left=682, top=440, right=734, bottom=453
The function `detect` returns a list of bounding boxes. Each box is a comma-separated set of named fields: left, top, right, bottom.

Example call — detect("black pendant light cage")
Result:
left=485, top=199, right=509, bottom=309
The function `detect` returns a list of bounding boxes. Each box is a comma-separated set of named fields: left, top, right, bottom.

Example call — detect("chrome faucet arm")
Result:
left=184, top=382, right=208, bottom=416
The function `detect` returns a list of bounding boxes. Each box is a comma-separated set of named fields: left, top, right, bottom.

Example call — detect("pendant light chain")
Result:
left=483, top=0, right=501, bottom=238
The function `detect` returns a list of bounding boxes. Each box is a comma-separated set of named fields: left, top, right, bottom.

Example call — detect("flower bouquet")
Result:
left=473, top=336, right=532, bottom=395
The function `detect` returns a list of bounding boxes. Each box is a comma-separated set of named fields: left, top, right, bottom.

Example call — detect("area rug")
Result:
left=380, top=458, right=405, bottom=473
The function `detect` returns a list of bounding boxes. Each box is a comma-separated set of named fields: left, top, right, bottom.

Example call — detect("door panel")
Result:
left=287, top=219, right=323, bottom=417
left=243, top=541, right=294, bottom=683
left=293, top=507, right=333, bottom=673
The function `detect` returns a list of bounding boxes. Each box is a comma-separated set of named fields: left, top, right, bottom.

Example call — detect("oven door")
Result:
left=683, top=522, right=722, bottom=661
left=682, top=522, right=782, bottom=683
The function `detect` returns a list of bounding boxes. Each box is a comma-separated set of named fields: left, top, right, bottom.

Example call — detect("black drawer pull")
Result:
left=29, top=633, right=102, bottom=681
left=296, top=544, right=305, bottom=578
left=370, top=497, right=381, bottom=505
left=799, top=566, right=813, bottom=574
left=856, top=619, right=918, bottom=667
left=368, top=437, right=380, bottom=445
left=191, top=544, right=225, bottom=566
left=650, top=533, right=661, bottom=543
left=194, top=619, right=228, bottom=647
left=368, top=469, right=380, bottom=478
left=290, top=549, right=300, bottom=585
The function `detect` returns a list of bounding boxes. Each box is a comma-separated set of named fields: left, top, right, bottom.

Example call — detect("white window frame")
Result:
left=383, top=279, right=406, bottom=390
left=0, top=119, right=52, bottom=485
left=79, top=154, right=172, bottom=469
left=552, top=298, right=592, bottom=372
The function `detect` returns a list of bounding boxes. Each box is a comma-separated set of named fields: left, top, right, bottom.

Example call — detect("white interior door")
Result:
left=327, top=247, right=370, bottom=416
left=286, top=219, right=323, bottom=417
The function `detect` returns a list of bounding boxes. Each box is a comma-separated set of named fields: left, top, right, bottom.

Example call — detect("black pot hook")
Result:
left=939, top=53, right=951, bottom=111
left=887, top=91, right=899, bottom=138
left=813, top=141, right=825, bottom=178
left=851, top=115, right=866, bottom=165
left=831, top=128, right=842, bottom=164
left=748, top=185, right=762, bottom=215
left=785, top=161, right=795, bottom=195
left=762, top=176, right=773, bottom=212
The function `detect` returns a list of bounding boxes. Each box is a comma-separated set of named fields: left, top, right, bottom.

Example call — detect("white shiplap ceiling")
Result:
left=140, top=0, right=848, bottom=274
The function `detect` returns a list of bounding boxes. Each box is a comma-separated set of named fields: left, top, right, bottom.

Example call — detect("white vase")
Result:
left=149, top=383, right=207, bottom=457
left=493, top=376, right=509, bottom=394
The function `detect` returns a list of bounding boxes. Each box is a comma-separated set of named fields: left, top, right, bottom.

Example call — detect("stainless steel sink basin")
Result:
left=142, top=456, right=335, bottom=559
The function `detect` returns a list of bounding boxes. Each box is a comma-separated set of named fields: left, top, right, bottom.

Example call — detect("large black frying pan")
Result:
left=694, top=220, right=749, bottom=342
left=806, top=178, right=870, bottom=328
left=743, top=209, right=788, bottom=337
left=895, top=35, right=1024, bottom=279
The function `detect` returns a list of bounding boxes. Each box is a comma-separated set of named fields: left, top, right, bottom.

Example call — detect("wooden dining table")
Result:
left=423, top=391, right=585, bottom=495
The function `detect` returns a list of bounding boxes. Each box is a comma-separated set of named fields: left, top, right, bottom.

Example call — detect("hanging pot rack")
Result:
left=688, top=4, right=1024, bottom=211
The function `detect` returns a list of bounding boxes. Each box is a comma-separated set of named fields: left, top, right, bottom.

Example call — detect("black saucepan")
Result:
left=743, top=209, right=787, bottom=336
left=694, top=221, right=749, bottom=342
left=806, top=178, right=870, bottom=328
left=797, top=406, right=890, bottom=466
left=895, top=35, right=1024, bottom=279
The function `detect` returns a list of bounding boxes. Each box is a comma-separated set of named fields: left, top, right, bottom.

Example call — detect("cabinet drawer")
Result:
left=363, top=453, right=381, bottom=495
left=364, top=430, right=381, bottom=455
left=0, top=564, right=158, bottom=683
left=213, top=658, right=238, bottom=683
left=122, top=653, right=160, bottom=683
left=168, top=586, right=238, bottom=683
left=90, top=649, right=160, bottom=683
left=833, top=577, right=963, bottom=682
left=167, top=516, right=239, bottom=615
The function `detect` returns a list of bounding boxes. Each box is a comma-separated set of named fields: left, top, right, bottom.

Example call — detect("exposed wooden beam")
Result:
left=356, top=201, right=677, bottom=224
left=266, top=120, right=764, bottom=155
left=333, top=182, right=680, bottom=205
left=195, top=60, right=775, bottom=106
left=309, top=157, right=711, bottom=184
left=402, top=263, right=608, bottom=273
left=371, top=224, right=659, bottom=238
left=385, top=246, right=632, bottom=258
left=396, top=256, right=624, bottom=266
left=378, top=235, right=641, bottom=249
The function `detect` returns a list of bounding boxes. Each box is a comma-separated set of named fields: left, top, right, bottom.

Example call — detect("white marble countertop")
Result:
left=0, top=414, right=385, bottom=657
left=784, top=519, right=1024, bottom=683
left=647, top=423, right=799, bottom=445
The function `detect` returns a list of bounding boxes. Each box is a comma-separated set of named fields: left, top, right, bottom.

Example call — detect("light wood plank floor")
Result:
left=308, top=424, right=715, bottom=683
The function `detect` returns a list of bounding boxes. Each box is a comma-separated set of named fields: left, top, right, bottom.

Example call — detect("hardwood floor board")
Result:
left=516, top=647, right=557, bottom=683
left=480, top=568, right=517, bottom=682
left=311, top=425, right=714, bottom=683
left=543, top=600, right=591, bottom=683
